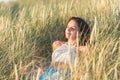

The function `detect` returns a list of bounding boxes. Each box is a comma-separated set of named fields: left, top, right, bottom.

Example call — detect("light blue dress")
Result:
left=39, top=43, right=76, bottom=80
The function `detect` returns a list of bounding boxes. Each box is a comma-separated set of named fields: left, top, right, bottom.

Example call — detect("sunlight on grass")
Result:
left=0, top=0, right=119, bottom=80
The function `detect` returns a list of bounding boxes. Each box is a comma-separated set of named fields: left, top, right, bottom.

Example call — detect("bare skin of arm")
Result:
left=52, top=40, right=65, bottom=51
left=75, top=46, right=89, bottom=60
left=77, top=46, right=88, bottom=53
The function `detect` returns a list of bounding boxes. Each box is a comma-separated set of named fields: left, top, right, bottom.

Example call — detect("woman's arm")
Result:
left=52, top=40, right=65, bottom=51
left=75, top=46, right=88, bottom=57
left=78, top=46, right=87, bottom=53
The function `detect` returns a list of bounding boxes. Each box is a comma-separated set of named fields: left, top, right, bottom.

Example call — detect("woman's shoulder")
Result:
left=76, top=46, right=88, bottom=53
left=52, top=40, right=66, bottom=51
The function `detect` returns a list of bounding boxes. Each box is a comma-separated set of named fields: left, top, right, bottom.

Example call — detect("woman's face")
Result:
left=65, top=20, right=79, bottom=40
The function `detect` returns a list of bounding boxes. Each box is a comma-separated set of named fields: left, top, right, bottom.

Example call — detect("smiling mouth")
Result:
left=67, top=33, right=70, bottom=34
left=67, top=33, right=71, bottom=36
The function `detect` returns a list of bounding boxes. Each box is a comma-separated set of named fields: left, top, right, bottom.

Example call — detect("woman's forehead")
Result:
left=67, top=20, right=78, bottom=27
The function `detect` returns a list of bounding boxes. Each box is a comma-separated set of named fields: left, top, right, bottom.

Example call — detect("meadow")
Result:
left=0, top=0, right=120, bottom=80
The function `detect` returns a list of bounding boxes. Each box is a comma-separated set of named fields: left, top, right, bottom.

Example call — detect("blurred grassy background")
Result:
left=0, top=0, right=119, bottom=80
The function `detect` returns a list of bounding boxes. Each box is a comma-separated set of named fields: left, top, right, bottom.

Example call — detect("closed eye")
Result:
left=70, top=27, right=75, bottom=30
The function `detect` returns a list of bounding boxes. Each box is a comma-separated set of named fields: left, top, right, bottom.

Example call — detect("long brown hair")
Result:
left=67, top=17, right=90, bottom=45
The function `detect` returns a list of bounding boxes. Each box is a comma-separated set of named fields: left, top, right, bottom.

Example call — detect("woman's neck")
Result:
left=68, top=39, right=76, bottom=46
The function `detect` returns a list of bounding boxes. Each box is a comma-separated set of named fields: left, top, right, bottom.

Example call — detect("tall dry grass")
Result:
left=0, top=0, right=119, bottom=80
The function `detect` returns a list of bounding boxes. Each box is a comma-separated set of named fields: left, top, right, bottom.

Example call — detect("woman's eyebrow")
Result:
left=71, top=26, right=78, bottom=28
left=67, top=26, right=77, bottom=28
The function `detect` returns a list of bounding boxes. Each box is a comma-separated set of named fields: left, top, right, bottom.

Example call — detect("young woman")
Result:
left=39, top=17, right=90, bottom=80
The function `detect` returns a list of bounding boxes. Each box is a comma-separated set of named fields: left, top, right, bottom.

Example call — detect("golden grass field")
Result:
left=0, top=0, right=120, bottom=80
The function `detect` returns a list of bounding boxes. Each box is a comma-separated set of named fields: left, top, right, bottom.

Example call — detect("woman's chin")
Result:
left=65, top=36, right=70, bottom=39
